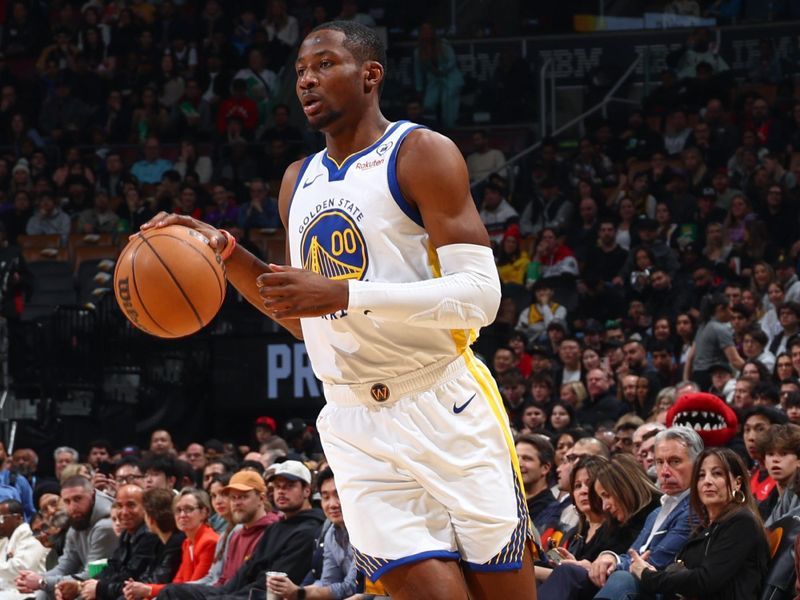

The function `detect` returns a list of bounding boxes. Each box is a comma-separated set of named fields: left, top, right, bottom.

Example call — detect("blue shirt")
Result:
left=314, top=524, right=357, bottom=600
left=131, top=159, right=174, bottom=184
left=237, top=200, right=280, bottom=230
left=0, top=470, right=34, bottom=521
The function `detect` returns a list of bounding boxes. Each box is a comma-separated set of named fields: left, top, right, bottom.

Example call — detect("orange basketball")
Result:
left=114, top=225, right=226, bottom=338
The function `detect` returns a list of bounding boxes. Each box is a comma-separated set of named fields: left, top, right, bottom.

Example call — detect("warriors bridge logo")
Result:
left=300, top=209, right=368, bottom=281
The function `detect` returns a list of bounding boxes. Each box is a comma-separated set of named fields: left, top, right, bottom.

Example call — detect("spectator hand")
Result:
left=629, top=549, right=654, bottom=579
left=588, top=553, right=617, bottom=587
left=92, top=472, right=117, bottom=496
left=554, top=547, right=576, bottom=562
left=267, top=574, right=300, bottom=599
left=80, top=579, right=98, bottom=600
left=15, top=570, right=43, bottom=593
left=55, top=580, right=80, bottom=600
left=123, top=579, right=151, bottom=600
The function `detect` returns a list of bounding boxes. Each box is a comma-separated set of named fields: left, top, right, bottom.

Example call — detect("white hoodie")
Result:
left=0, top=522, right=48, bottom=599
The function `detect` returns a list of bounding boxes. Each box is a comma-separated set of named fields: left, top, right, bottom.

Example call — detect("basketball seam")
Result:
left=129, top=238, right=177, bottom=337
left=145, top=232, right=225, bottom=307
left=139, top=233, right=214, bottom=330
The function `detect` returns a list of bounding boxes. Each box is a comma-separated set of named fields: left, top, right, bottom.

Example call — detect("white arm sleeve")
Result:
left=347, top=243, right=501, bottom=329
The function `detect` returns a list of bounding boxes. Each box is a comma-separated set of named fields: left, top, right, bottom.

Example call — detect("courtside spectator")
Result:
left=15, top=476, right=117, bottom=599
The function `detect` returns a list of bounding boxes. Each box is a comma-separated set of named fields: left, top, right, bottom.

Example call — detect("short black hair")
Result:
left=743, top=326, right=768, bottom=347
left=116, top=456, right=142, bottom=471
left=753, top=383, right=780, bottom=406
left=142, top=455, right=179, bottom=480
left=317, top=467, right=335, bottom=492
left=649, top=339, right=673, bottom=354
left=730, top=303, right=753, bottom=319
left=0, top=499, right=23, bottom=515
left=311, top=20, right=387, bottom=67
left=89, top=439, right=112, bottom=452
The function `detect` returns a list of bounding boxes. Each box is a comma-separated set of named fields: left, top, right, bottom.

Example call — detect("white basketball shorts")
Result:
left=316, top=350, right=532, bottom=581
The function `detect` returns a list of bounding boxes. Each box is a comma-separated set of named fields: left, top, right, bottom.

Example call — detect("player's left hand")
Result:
left=257, top=264, right=349, bottom=319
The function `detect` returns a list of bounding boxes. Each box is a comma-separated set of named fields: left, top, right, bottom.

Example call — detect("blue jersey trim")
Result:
left=287, top=154, right=316, bottom=222
left=461, top=560, right=524, bottom=572
left=354, top=549, right=460, bottom=581
left=387, top=124, right=426, bottom=228
left=321, top=121, right=408, bottom=181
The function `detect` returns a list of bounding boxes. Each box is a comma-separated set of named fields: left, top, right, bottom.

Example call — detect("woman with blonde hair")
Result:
left=750, top=260, right=777, bottom=313
left=723, top=193, right=754, bottom=247
left=559, top=381, right=588, bottom=411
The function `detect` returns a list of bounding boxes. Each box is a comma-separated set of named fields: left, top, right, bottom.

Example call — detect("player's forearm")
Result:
left=347, top=243, right=501, bottom=330
left=226, top=245, right=303, bottom=339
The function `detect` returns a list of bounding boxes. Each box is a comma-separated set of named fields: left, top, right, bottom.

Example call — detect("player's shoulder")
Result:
left=278, top=156, right=315, bottom=222
left=397, top=127, right=465, bottom=176
left=401, top=126, right=460, bottom=157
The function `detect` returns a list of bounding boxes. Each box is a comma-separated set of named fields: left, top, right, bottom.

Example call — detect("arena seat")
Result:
left=759, top=514, right=800, bottom=600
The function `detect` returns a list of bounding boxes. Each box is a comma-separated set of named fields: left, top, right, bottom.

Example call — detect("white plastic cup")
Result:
left=265, top=571, right=288, bottom=600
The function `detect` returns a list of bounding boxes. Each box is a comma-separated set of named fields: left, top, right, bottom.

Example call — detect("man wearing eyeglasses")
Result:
left=0, top=499, right=47, bottom=596
left=78, top=485, right=159, bottom=600
left=159, top=461, right=324, bottom=600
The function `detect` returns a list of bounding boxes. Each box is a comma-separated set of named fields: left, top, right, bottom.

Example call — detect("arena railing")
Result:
left=471, top=54, right=641, bottom=193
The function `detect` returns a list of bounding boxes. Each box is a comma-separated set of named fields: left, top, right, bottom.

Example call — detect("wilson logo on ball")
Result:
left=115, top=276, right=152, bottom=334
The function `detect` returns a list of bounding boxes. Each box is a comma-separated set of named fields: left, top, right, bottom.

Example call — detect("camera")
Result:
left=630, top=268, right=652, bottom=292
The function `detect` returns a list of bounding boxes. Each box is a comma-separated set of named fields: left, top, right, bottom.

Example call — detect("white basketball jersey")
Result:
left=287, top=121, right=475, bottom=385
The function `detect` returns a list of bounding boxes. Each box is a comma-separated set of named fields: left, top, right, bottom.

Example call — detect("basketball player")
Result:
left=142, top=21, right=536, bottom=600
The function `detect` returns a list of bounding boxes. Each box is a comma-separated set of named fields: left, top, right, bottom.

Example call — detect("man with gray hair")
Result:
left=53, top=447, right=79, bottom=482
left=14, top=475, right=118, bottom=600
left=675, top=380, right=700, bottom=398
left=591, top=426, right=703, bottom=598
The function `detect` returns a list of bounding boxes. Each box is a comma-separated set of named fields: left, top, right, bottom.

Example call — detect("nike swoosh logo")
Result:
left=302, top=174, right=322, bottom=188
left=453, top=393, right=476, bottom=414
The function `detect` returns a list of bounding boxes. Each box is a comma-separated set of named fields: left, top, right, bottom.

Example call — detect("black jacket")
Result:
left=138, top=531, right=185, bottom=585
left=97, top=524, right=161, bottom=599
left=640, top=509, right=769, bottom=600
left=569, top=495, right=661, bottom=562
left=576, top=392, right=625, bottom=429
left=221, top=507, right=325, bottom=596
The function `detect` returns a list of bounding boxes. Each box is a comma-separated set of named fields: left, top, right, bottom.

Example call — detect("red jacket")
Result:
left=147, top=524, right=219, bottom=598
left=216, top=96, right=258, bottom=133
left=217, top=512, right=280, bottom=586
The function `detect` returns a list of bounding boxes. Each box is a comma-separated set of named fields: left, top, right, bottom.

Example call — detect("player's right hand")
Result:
left=137, top=212, right=228, bottom=254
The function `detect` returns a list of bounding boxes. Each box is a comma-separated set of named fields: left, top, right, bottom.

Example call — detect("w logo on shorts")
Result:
left=370, top=383, right=390, bottom=402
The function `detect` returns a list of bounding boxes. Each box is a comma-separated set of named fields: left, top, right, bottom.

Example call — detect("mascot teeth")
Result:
left=666, top=392, right=739, bottom=447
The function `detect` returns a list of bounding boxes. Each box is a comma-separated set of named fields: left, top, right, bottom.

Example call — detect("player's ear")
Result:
left=364, top=61, right=384, bottom=94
